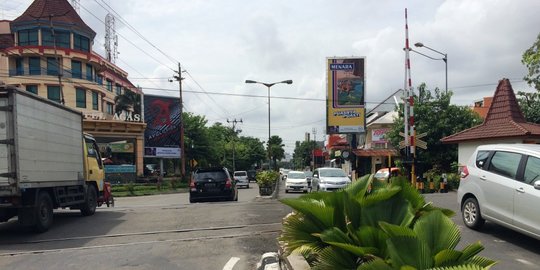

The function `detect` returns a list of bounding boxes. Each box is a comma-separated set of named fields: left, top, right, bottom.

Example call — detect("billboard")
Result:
left=326, top=57, right=366, bottom=134
left=143, top=95, right=181, bottom=158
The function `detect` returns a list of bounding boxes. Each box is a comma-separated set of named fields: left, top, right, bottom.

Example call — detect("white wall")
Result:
left=458, top=138, right=524, bottom=166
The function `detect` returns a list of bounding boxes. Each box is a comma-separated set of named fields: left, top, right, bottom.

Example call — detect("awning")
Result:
left=353, top=148, right=399, bottom=157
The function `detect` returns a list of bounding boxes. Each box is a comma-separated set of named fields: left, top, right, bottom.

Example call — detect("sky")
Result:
left=2, top=0, right=540, bottom=154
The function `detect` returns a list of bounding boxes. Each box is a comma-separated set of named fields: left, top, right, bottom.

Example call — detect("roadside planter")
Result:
left=256, top=171, right=279, bottom=196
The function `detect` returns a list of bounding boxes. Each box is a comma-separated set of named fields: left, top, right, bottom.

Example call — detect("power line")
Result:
left=78, top=3, right=176, bottom=73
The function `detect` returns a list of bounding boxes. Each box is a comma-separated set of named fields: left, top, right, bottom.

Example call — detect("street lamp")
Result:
left=245, top=79, right=293, bottom=170
left=414, top=42, right=448, bottom=94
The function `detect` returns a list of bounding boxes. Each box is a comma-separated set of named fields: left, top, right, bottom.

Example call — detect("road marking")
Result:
left=223, top=257, right=240, bottom=270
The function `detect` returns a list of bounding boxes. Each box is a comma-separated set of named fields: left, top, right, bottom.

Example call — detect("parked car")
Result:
left=234, top=170, right=250, bottom=188
left=311, top=167, right=351, bottom=192
left=189, top=167, right=238, bottom=203
left=458, top=144, right=540, bottom=240
left=374, top=167, right=401, bottom=181
left=285, top=171, right=310, bottom=193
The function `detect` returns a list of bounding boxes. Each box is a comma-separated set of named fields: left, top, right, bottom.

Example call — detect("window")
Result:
left=42, top=29, right=70, bottom=48
left=47, top=86, right=61, bottom=103
left=475, top=150, right=490, bottom=169
left=106, top=102, right=113, bottom=114
left=29, top=57, right=41, bottom=75
left=26, top=85, right=38, bottom=94
left=115, top=84, right=122, bottom=95
left=106, top=80, right=113, bottom=91
left=15, top=57, right=24, bottom=75
left=47, top=57, right=59, bottom=76
left=74, top=34, right=89, bottom=52
left=18, top=29, right=38, bottom=46
left=96, top=75, right=103, bottom=85
left=86, top=64, right=93, bottom=81
left=524, top=156, right=540, bottom=184
left=487, top=151, right=522, bottom=179
left=76, top=88, right=86, bottom=108
left=71, top=60, right=82, bottom=79
left=92, top=92, right=99, bottom=110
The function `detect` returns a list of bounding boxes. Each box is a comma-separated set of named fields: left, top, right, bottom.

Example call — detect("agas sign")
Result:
left=113, top=111, right=142, bottom=122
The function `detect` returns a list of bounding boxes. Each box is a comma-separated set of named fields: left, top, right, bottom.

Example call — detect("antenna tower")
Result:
left=105, top=13, right=118, bottom=63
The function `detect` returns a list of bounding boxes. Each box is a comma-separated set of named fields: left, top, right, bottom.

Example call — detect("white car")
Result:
left=311, top=167, right=351, bottom=192
left=285, top=171, right=310, bottom=193
left=458, top=144, right=540, bottom=240
left=233, top=171, right=249, bottom=189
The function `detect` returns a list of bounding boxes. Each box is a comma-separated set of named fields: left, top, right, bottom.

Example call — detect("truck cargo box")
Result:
left=0, top=86, right=84, bottom=196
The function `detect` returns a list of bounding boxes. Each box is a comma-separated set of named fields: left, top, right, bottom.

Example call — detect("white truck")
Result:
left=0, top=84, right=105, bottom=232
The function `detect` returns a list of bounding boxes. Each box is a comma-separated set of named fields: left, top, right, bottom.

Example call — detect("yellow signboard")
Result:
left=326, top=57, right=366, bottom=134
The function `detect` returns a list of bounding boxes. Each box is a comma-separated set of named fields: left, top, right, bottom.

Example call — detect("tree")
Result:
left=268, top=135, right=285, bottom=171
left=183, top=112, right=212, bottom=171
left=207, top=123, right=233, bottom=168
left=236, top=136, right=266, bottom=170
left=292, top=140, right=317, bottom=170
left=386, top=84, right=482, bottom=173
left=518, top=33, right=540, bottom=123
left=517, top=91, right=540, bottom=123
left=522, top=32, right=540, bottom=90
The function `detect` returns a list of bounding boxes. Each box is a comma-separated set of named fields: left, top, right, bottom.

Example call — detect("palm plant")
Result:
left=279, top=175, right=496, bottom=270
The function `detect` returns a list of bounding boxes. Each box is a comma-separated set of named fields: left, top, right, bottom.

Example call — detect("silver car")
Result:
left=285, top=171, right=310, bottom=193
left=233, top=171, right=250, bottom=189
left=311, top=167, right=351, bottom=192
left=458, top=144, right=540, bottom=240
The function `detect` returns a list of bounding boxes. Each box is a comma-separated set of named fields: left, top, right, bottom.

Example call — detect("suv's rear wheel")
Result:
left=462, top=197, right=485, bottom=229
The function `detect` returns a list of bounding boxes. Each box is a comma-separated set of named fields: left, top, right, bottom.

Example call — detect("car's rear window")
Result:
left=234, top=172, right=247, bottom=176
left=196, top=171, right=227, bottom=181
left=320, top=169, right=347, bottom=177
left=288, top=172, right=305, bottom=179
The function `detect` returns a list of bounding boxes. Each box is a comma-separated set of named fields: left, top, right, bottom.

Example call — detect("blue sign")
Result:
left=330, top=63, right=354, bottom=71
left=105, top=165, right=136, bottom=173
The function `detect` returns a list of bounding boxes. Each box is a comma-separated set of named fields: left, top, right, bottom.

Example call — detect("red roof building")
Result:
left=441, top=78, right=540, bottom=165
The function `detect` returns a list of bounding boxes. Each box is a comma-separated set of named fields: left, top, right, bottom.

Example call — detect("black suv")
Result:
left=189, top=167, right=238, bottom=203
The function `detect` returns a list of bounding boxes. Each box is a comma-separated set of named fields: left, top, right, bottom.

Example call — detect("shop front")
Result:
left=83, top=119, right=146, bottom=183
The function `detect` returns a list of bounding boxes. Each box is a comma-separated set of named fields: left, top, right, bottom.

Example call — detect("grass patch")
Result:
left=111, top=180, right=188, bottom=197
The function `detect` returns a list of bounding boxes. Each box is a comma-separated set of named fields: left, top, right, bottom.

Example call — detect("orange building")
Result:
left=0, top=0, right=146, bottom=176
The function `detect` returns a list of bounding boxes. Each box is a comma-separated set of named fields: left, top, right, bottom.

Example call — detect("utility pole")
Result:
left=227, top=118, right=243, bottom=172
left=312, top=127, right=316, bottom=171
left=172, top=63, right=185, bottom=179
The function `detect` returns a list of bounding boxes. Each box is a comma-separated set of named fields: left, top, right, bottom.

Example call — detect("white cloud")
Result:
left=3, top=0, right=540, bottom=153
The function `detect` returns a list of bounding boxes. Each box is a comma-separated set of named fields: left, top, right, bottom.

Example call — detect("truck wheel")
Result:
left=80, top=185, right=97, bottom=216
left=34, top=192, right=53, bottom=233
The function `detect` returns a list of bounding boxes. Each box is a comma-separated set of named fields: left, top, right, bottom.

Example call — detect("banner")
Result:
left=372, top=128, right=389, bottom=143
left=143, top=95, right=181, bottom=158
left=326, top=57, right=366, bottom=134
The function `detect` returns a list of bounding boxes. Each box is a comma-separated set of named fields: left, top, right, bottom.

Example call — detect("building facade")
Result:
left=0, top=0, right=146, bottom=176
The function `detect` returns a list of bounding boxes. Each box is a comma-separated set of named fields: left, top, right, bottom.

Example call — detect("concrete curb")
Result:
left=279, top=246, right=311, bottom=270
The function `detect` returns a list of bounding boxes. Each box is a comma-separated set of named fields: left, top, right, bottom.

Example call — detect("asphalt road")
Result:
left=0, top=183, right=292, bottom=270
left=1, top=182, right=539, bottom=270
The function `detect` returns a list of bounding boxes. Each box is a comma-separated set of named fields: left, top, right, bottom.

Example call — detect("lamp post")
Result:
left=245, top=79, right=293, bottom=170
left=414, top=42, right=448, bottom=94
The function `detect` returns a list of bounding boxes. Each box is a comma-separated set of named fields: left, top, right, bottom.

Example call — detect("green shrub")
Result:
left=256, top=170, right=279, bottom=187
left=279, top=175, right=496, bottom=269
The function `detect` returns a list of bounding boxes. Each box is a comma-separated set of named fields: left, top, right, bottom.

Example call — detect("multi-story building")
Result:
left=0, top=0, right=146, bottom=176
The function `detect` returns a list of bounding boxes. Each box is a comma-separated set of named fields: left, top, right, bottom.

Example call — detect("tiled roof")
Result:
left=441, top=78, right=540, bottom=143
left=353, top=148, right=399, bottom=157
left=12, top=0, right=95, bottom=38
